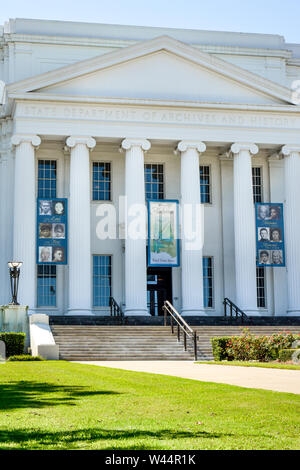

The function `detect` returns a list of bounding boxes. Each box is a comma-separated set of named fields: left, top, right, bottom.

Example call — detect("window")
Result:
left=256, top=267, right=266, bottom=308
left=92, top=162, right=111, bottom=201
left=145, top=164, right=164, bottom=200
left=93, top=255, right=112, bottom=307
left=38, top=160, right=57, bottom=198
left=252, top=167, right=263, bottom=204
left=200, top=166, right=211, bottom=203
left=203, top=257, right=214, bottom=308
left=37, top=265, right=56, bottom=307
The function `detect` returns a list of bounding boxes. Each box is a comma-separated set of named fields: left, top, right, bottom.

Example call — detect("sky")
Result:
left=0, top=0, right=300, bottom=43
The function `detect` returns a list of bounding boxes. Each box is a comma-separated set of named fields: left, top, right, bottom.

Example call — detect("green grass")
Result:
left=0, top=362, right=299, bottom=450
left=197, top=361, right=300, bottom=370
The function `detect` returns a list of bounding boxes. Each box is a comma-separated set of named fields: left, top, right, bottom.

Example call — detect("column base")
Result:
left=181, top=309, right=208, bottom=316
left=287, top=310, right=300, bottom=316
left=124, top=308, right=150, bottom=316
left=243, top=310, right=261, bottom=317
left=66, top=309, right=95, bottom=316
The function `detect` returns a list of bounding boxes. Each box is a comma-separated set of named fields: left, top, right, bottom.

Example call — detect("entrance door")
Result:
left=147, top=267, right=172, bottom=316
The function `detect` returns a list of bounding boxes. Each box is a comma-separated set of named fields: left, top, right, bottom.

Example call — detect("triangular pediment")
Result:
left=7, top=35, right=295, bottom=106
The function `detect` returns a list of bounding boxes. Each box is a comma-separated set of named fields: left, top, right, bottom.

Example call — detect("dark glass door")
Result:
left=147, top=267, right=172, bottom=316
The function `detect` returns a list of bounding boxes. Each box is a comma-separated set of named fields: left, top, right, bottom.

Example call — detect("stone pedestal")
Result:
left=0, top=304, right=30, bottom=352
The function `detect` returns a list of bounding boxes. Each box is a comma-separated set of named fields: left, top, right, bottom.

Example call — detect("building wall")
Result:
left=29, top=141, right=284, bottom=316
left=0, top=19, right=297, bottom=315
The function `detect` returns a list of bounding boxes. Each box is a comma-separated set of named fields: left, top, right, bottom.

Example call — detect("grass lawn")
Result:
left=0, top=361, right=299, bottom=450
left=197, top=361, right=300, bottom=371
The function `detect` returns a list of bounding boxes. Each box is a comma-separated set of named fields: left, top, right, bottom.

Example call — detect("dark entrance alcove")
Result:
left=147, top=267, right=172, bottom=316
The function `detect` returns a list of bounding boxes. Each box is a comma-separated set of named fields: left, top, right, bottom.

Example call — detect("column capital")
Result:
left=11, top=134, right=41, bottom=148
left=66, top=136, right=96, bottom=150
left=281, top=145, right=300, bottom=156
left=121, top=138, right=151, bottom=152
left=231, top=143, right=259, bottom=155
left=177, top=140, right=206, bottom=153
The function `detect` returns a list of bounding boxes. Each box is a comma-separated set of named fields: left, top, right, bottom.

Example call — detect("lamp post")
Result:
left=8, top=262, right=23, bottom=305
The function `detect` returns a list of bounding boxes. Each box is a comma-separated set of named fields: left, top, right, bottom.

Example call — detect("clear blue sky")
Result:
left=1, top=0, right=300, bottom=43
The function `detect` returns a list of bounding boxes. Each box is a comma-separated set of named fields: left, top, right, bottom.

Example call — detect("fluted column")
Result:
left=0, top=155, right=4, bottom=304
left=11, top=134, right=41, bottom=310
left=178, top=140, right=206, bottom=316
left=281, top=145, right=300, bottom=315
left=0, top=151, right=14, bottom=305
left=66, top=136, right=96, bottom=315
left=122, top=138, right=150, bottom=316
left=231, top=143, right=259, bottom=315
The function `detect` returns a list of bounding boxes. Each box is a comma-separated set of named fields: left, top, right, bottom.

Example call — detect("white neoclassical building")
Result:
left=1, top=18, right=300, bottom=318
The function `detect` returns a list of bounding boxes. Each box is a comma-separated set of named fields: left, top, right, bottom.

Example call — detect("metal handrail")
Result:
left=223, top=298, right=248, bottom=323
left=163, top=300, right=198, bottom=361
left=109, top=297, right=124, bottom=317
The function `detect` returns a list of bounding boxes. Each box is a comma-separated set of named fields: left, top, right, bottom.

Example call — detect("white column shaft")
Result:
left=68, top=140, right=93, bottom=314
left=0, top=154, right=14, bottom=304
left=179, top=142, right=205, bottom=316
left=123, top=140, right=148, bottom=315
left=0, top=156, right=5, bottom=304
left=232, top=145, right=258, bottom=314
left=283, top=149, right=300, bottom=314
left=13, top=141, right=37, bottom=309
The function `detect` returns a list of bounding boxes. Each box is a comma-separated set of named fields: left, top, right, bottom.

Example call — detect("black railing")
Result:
left=109, top=297, right=124, bottom=317
left=223, top=298, right=248, bottom=323
left=163, top=300, right=198, bottom=361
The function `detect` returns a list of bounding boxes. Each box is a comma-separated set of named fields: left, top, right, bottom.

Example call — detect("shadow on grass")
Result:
left=0, top=427, right=229, bottom=448
left=0, top=381, right=120, bottom=410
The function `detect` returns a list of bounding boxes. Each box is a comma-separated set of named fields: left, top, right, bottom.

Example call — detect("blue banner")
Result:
left=255, top=203, right=285, bottom=267
left=37, top=198, right=68, bottom=265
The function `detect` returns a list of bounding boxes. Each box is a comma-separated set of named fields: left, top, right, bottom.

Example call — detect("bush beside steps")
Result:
left=7, top=355, right=45, bottom=361
left=211, top=328, right=300, bottom=363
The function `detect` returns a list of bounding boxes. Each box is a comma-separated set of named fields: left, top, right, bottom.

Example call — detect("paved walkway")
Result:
left=74, top=361, right=300, bottom=394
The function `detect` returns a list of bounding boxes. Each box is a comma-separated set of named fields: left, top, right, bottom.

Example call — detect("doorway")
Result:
left=147, top=267, right=172, bottom=316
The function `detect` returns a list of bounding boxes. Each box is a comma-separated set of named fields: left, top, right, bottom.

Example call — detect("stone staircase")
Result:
left=50, top=324, right=300, bottom=361
left=51, top=325, right=195, bottom=361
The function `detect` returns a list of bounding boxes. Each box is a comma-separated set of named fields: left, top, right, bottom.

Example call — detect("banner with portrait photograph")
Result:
left=37, top=198, right=68, bottom=265
left=256, top=203, right=285, bottom=267
left=148, top=200, right=180, bottom=267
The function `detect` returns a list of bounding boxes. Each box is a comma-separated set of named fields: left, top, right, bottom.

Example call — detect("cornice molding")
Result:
left=6, top=35, right=295, bottom=104
left=8, top=92, right=300, bottom=113
left=287, top=59, right=300, bottom=67
left=2, top=33, right=293, bottom=59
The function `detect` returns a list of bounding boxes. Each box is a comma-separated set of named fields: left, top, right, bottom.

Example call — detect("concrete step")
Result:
left=62, top=357, right=194, bottom=361
left=51, top=324, right=195, bottom=360
left=51, top=324, right=299, bottom=362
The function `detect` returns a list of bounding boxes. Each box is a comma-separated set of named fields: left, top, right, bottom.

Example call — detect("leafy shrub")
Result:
left=211, top=337, right=232, bottom=361
left=8, top=355, right=45, bottom=361
left=211, top=330, right=300, bottom=362
left=0, top=333, right=25, bottom=357
left=278, top=349, right=298, bottom=362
